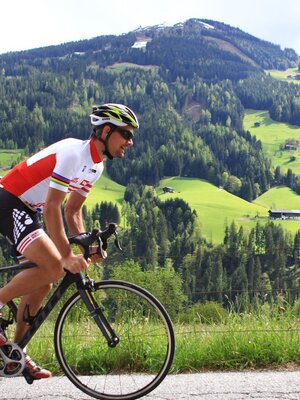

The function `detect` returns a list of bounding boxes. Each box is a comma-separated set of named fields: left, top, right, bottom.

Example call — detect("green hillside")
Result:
left=0, top=149, right=23, bottom=171
left=244, top=109, right=300, bottom=174
left=83, top=176, right=300, bottom=242
left=253, top=186, right=300, bottom=235
left=83, top=172, right=271, bottom=244
left=158, top=177, right=268, bottom=243
left=266, top=68, right=300, bottom=84
left=84, top=170, right=125, bottom=208
left=254, top=186, right=300, bottom=209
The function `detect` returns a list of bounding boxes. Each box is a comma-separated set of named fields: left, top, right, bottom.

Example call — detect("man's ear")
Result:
left=101, top=125, right=113, bottom=139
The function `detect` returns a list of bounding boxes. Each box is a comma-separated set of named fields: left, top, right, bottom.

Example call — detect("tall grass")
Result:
left=26, top=305, right=300, bottom=375
left=173, top=313, right=300, bottom=372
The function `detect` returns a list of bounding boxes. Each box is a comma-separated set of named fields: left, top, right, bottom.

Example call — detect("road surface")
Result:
left=0, top=370, right=299, bottom=399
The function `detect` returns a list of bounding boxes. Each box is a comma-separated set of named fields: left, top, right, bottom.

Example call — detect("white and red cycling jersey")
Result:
left=0, top=137, right=104, bottom=213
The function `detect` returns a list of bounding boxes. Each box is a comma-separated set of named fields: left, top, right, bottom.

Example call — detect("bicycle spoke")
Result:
left=54, top=280, right=175, bottom=400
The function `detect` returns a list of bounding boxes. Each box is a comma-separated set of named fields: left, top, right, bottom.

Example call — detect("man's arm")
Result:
left=64, top=191, right=106, bottom=262
left=63, top=191, right=86, bottom=235
left=43, top=187, right=73, bottom=258
left=43, top=187, right=89, bottom=273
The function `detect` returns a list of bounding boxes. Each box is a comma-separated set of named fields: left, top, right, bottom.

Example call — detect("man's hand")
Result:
left=62, top=253, right=89, bottom=274
left=90, top=247, right=107, bottom=263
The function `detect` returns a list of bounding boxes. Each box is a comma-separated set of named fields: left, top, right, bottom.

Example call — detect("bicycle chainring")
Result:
left=0, top=341, right=26, bottom=377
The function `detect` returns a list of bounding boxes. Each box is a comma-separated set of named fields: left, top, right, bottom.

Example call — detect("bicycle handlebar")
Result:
left=68, top=223, right=122, bottom=260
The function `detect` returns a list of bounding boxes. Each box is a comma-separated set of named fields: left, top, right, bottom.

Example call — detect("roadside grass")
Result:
left=26, top=308, right=300, bottom=375
left=244, top=109, right=300, bottom=175
left=173, top=315, right=300, bottom=372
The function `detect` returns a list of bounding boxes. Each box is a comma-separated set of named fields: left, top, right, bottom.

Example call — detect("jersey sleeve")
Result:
left=49, top=150, right=80, bottom=192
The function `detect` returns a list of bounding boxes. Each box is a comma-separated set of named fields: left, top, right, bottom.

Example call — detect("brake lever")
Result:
left=114, top=232, right=123, bottom=251
left=96, top=236, right=106, bottom=258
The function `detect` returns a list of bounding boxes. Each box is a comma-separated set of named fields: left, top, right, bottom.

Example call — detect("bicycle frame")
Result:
left=1, top=263, right=119, bottom=350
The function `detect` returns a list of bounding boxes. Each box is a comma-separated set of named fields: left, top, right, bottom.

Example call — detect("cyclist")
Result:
left=0, top=103, right=139, bottom=379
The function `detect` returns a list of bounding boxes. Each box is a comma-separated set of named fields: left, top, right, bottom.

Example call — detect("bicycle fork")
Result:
left=78, top=287, right=120, bottom=348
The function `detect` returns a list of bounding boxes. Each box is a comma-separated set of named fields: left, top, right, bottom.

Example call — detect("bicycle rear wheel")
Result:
left=54, top=280, right=175, bottom=400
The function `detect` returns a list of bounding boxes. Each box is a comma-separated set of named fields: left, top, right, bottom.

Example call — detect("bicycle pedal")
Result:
left=22, top=369, right=34, bottom=384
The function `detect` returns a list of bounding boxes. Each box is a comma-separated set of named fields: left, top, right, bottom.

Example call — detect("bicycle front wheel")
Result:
left=54, top=280, right=175, bottom=400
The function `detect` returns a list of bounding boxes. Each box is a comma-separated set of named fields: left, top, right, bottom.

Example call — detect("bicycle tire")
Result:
left=54, top=280, right=175, bottom=400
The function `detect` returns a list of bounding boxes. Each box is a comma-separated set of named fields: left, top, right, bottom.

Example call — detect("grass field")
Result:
left=244, top=109, right=300, bottom=174
left=106, top=62, right=159, bottom=73
left=0, top=149, right=23, bottom=171
left=266, top=68, right=300, bottom=84
left=158, top=177, right=268, bottom=243
left=84, top=170, right=125, bottom=207
left=84, top=175, right=300, bottom=243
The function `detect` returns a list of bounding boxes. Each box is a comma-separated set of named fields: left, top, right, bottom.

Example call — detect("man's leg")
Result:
left=14, top=285, right=52, bottom=343
left=0, top=234, right=64, bottom=379
left=0, top=234, right=64, bottom=304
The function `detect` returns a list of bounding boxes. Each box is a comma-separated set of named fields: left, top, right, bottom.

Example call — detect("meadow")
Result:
left=158, top=177, right=268, bottom=243
left=266, top=68, right=300, bottom=84
left=84, top=170, right=125, bottom=206
left=0, top=149, right=23, bottom=173
left=244, top=109, right=300, bottom=175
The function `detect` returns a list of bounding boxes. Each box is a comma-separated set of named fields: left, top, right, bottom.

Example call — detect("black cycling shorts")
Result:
left=0, top=187, right=44, bottom=254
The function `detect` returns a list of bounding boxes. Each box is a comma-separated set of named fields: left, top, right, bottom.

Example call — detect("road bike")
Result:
left=0, top=223, right=175, bottom=400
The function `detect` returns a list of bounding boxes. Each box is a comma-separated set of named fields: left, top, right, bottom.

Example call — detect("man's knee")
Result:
left=40, top=260, right=65, bottom=283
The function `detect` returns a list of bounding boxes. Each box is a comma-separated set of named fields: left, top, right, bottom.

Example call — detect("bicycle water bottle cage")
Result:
left=23, top=304, right=41, bottom=326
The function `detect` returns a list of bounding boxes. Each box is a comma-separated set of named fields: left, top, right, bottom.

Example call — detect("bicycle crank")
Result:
left=0, top=341, right=26, bottom=377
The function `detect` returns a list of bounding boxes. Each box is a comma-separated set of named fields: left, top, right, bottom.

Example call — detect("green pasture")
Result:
left=158, top=177, right=268, bottom=243
left=106, top=62, right=159, bottom=73
left=253, top=186, right=300, bottom=235
left=0, top=149, right=23, bottom=171
left=244, top=109, right=300, bottom=174
left=266, top=68, right=300, bottom=84
left=85, top=175, right=300, bottom=244
left=84, top=170, right=125, bottom=208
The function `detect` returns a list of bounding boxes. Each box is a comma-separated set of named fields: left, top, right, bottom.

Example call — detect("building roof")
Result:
left=269, top=209, right=300, bottom=214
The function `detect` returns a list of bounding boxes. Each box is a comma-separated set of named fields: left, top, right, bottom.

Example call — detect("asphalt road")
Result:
left=0, top=371, right=300, bottom=400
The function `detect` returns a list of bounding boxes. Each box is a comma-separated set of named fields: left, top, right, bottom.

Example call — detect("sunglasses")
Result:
left=116, top=128, right=134, bottom=141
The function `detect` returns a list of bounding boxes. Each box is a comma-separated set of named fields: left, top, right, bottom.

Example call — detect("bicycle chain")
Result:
left=0, top=341, right=26, bottom=377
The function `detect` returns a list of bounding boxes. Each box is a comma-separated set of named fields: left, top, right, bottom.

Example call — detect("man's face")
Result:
left=107, top=126, right=134, bottom=158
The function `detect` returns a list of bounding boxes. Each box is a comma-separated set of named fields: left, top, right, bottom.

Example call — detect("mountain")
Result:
left=0, top=18, right=300, bottom=201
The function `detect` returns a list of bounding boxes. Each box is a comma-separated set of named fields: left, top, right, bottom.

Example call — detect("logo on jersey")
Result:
left=12, top=209, right=33, bottom=243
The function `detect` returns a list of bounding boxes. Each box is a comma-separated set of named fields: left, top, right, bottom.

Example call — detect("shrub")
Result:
left=178, top=301, right=229, bottom=324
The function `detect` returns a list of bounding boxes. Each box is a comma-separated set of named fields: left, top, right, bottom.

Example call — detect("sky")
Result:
left=0, top=0, right=300, bottom=55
